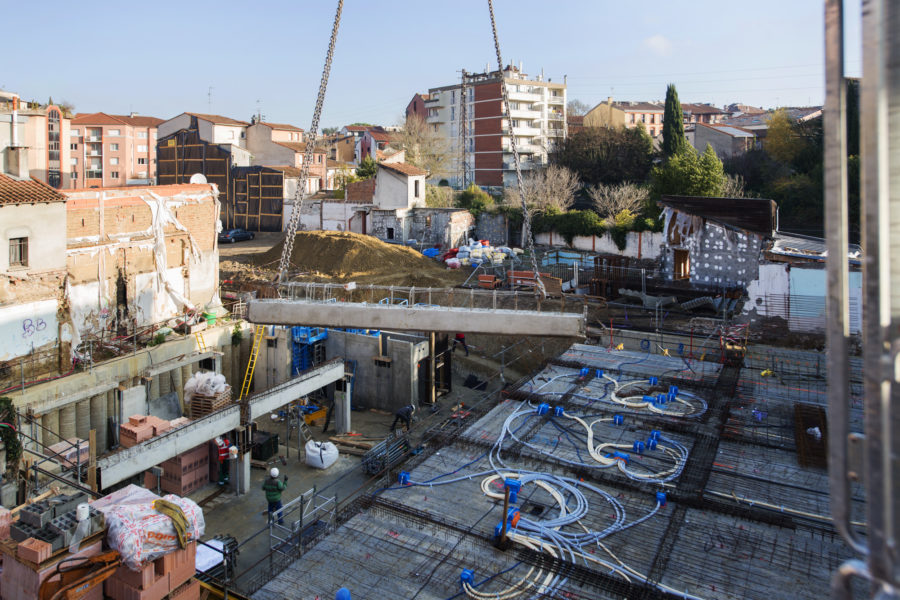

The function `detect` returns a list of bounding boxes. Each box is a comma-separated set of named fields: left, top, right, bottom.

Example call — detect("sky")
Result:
left=2, top=0, right=862, bottom=129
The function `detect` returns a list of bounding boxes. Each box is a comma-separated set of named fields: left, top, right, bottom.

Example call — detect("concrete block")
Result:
left=19, top=502, right=54, bottom=528
left=10, top=521, right=38, bottom=542
left=34, top=528, right=66, bottom=553
left=1, top=482, right=17, bottom=508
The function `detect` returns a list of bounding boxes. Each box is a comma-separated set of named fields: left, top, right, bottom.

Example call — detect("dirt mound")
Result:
left=254, top=231, right=466, bottom=286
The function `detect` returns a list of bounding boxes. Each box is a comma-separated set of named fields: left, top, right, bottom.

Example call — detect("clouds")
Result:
left=644, top=34, right=674, bottom=57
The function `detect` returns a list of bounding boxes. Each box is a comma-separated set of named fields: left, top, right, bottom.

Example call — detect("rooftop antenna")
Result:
left=207, top=86, right=213, bottom=111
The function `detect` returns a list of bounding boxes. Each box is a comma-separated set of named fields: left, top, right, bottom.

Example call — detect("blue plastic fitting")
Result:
left=612, top=451, right=629, bottom=463
left=656, top=492, right=667, bottom=507
left=657, top=394, right=667, bottom=404
left=647, top=438, right=658, bottom=451
left=678, top=343, right=685, bottom=355
left=493, top=523, right=503, bottom=537
left=536, top=403, right=549, bottom=416
left=507, top=508, right=520, bottom=524
left=668, top=391, right=676, bottom=402
left=336, top=588, right=352, bottom=600
left=596, top=369, right=604, bottom=378
left=461, top=569, right=475, bottom=585
left=613, top=414, right=624, bottom=426
left=649, top=376, right=659, bottom=385
left=580, top=367, right=589, bottom=377
left=505, top=479, right=521, bottom=503
left=633, top=440, right=645, bottom=454
left=669, top=385, right=679, bottom=395
left=398, top=471, right=410, bottom=485
left=642, top=395, right=655, bottom=403
left=650, top=430, right=661, bottom=441
left=554, top=406, right=565, bottom=417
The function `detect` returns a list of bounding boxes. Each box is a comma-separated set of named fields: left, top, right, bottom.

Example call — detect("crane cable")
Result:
left=487, top=0, right=546, bottom=299
left=277, top=0, right=344, bottom=284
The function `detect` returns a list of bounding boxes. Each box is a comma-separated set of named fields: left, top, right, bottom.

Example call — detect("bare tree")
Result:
left=392, top=115, right=452, bottom=180
left=587, top=182, right=649, bottom=219
left=503, top=165, right=580, bottom=213
left=722, top=173, right=754, bottom=198
left=567, top=99, right=590, bottom=116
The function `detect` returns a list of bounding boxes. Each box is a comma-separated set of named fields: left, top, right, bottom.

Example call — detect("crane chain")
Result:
left=277, top=0, right=344, bottom=284
left=487, top=0, right=546, bottom=298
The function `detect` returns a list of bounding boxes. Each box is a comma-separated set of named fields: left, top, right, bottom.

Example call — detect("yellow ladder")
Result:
left=239, top=325, right=266, bottom=401
left=194, top=331, right=208, bottom=353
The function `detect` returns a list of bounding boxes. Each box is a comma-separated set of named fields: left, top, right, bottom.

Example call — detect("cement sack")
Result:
left=305, top=441, right=339, bottom=469
left=105, top=494, right=205, bottom=571
left=184, top=372, right=228, bottom=403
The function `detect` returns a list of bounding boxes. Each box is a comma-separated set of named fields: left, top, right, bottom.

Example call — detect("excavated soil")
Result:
left=231, top=230, right=468, bottom=287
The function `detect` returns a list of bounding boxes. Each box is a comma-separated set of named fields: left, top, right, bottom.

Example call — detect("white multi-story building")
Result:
left=408, top=64, right=566, bottom=190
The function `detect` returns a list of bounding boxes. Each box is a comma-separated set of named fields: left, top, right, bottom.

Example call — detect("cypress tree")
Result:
left=662, top=84, right=686, bottom=157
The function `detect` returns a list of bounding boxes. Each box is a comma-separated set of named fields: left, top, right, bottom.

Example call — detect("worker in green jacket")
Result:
left=263, top=467, right=287, bottom=524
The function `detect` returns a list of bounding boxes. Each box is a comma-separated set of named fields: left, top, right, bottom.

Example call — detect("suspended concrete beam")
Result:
left=97, top=360, right=344, bottom=488
left=247, top=300, right=586, bottom=338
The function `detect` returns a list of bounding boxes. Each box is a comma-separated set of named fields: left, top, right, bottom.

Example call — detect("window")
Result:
left=70, top=158, right=77, bottom=165
left=509, top=101, right=518, bottom=110
left=111, top=171, right=119, bottom=178
left=414, top=180, right=420, bottom=198
left=110, top=157, right=119, bottom=165
left=71, top=171, right=77, bottom=180
left=70, top=143, right=77, bottom=151
left=386, top=227, right=395, bottom=240
left=71, top=129, right=80, bottom=136
left=510, top=119, right=519, bottom=128
left=317, top=155, right=322, bottom=163
left=629, top=114, right=635, bottom=124
left=137, top=158, right=147, bottom=165
left=137, top=145, right=148, bottom=152
left=674, top=250, right=690, bottom=280
left=640, top=114, right=646, bottom=123
left=451, top=106, right=455, bottom=121
left=650, top=114, right=655, bottom=124
left=468, top=88, right=474, bottom=102
left=110, top=143, right=119, bottom=151
left=9, top=237, right=27, bottom=267
left=451, top=90, right=456, bottom=103
left=425, top=215, right=431, bottom=227
left=108, top=129, right=120, bottom=136
left=137, top=132, right=148, bottom=139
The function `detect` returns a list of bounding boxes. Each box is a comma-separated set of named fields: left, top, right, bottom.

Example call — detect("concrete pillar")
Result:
left=222, top=343, right=233, bottom=387
left=172, top=367, right=184, bottom=411
left=335, top=380, right=351, bottom=435
left=159, top=370, right=172, bottom=396
left=90, top=394, right=107, bottom=452
left=106, top=391, right=116, bottom=424
left=75, top=399, right=90, bottom=441
left=149, top=375, right=160, bottom=401
left=42, top=410, right=59, bottom=448
left=230, top=452, right=251, bottom=495
left=59, top=405, right=76, bottom=441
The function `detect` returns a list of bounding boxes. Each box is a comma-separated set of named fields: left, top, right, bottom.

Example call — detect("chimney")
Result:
left=5, top=146, right=28, bottom=179
left=130, top=111, right=138, bottom=118
left=11, top=96, right=19, bottom=147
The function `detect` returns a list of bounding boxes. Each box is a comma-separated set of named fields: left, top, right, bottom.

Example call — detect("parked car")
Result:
left=219, top=228, right=255, bottom=243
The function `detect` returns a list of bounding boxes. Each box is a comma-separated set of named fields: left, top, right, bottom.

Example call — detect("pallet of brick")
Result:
left=188, top=387, right=232, bottom=419
left=45, top=438, right=89, bottom=469
left=166, top=578, right=200, bottom=600
left=0, top=537, right=103, bottom=600
left=104, top=541, right=196, bottom=600
left=161, top=446, right=208, bottom=476
left=144, top=416, right=172, bottom=437
left=159, top=468, right=208, bottom=497
left=120, top=422, right=154, bottom=448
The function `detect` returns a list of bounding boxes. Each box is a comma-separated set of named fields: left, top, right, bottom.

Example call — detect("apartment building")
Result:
left=0, top=91, right=72, bottom=189
left=409, top=64, right=567, bottom=189
left=69, top=112, right=163, bottom=188
left=583, top=98, right=665, bottom=137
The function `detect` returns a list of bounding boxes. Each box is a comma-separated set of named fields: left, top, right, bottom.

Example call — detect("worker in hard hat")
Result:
left=263, top=467, right=288, bottom=524
left=390, top=404, right=416, bottom=432
left=215, top=436, right=230, bottom=486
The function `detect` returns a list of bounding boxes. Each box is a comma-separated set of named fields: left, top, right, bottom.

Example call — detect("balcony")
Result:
left=87, top=135, right=102, bottom=142
left=86, top=170, right=103, bottom=179
left=548, top=95, right=564, bottom=104
left=546, top=128, right=566, bottom=138
left=509, top=108, right=542, bottom=120
left=88, top=151, right=102, bottom=157
left=507, top=90, right=542, bottom=103
left=510, top=125, right=542, bottom=137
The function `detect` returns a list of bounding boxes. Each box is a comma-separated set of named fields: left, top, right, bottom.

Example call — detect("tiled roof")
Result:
left=112, top=114, right=164, bottom=127
left=265, top=165, right=303, bottom=178
left=186, top=113, right=249, bottom=126
left=659, top=195, right=777, bottom=237
left=697, top=123, right=756, bottom=138
left=615, top=102, right=664, bottom=113
left=326, top=159, right=354, bottom=169
left=275, top=142, right=327, bottom=153
left=72, top=112, right=127, bottom=126
left=0, top=173, right=67, bottom=205
left=261, top=122, right=303, bottom=132
left=369, top=131, right=393, bottom=142
left=378, top=162, right=427, bottom=177
left=681, top=103, right=724, bottom=115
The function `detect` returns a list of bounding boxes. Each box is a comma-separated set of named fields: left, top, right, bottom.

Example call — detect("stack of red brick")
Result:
left=121, top=415, right=190, bottom=448
left=144, top=444, right=209, bottom=496
left=1, top=539, right=104, bottom=600
left=104, top=541, right=198, bottom=600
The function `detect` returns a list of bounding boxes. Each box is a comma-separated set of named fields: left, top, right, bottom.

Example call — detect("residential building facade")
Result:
left=69, top=113, right=163, bottom=188
left=0, top=92, right=72, bottom=189
left=692, top=123, right=758, bottom=158
left=410, top=64, right=567, bottom=189
left=583, top=98, right=664, bottom=137
left=681, top=103, right=728, bottom=125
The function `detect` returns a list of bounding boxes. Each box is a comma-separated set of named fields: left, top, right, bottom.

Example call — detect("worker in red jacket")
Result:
left=215, top=436, right=230, bottom=485
left=452, top=333, right=469, bottom=356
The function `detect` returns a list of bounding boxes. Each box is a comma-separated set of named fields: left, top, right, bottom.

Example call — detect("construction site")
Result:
left=0, top=0, right=895, bottom=599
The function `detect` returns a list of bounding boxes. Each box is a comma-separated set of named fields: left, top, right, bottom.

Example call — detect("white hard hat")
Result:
left=411, top=405, right=417, bottom=414
left=270, top=467, right=279, bottom=478
left=270, top=413, right=279, bottom=421
left=215, top=437, right=223, bottom=445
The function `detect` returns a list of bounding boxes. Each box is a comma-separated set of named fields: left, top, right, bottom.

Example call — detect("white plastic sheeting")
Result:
left=305, top=440, right=339, bottom=469
left=184, top=371, right=229, bottom=404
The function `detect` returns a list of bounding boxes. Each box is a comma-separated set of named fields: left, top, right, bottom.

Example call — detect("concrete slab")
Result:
left=248, top=299, right=586, bottom=337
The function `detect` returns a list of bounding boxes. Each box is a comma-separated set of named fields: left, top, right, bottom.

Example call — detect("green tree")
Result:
left=651, top=144, right=725, bottom=200
left=764, top=108, right=798, bottom=163
left=662, top=84, right=687, bottom=157
left=552, top=125, right=654, bottom=186
left=322, top=126, right=339, bottom=135
left=356, top=156, right=377, bottom=179
left=457, top=184, right=494, bottom=217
